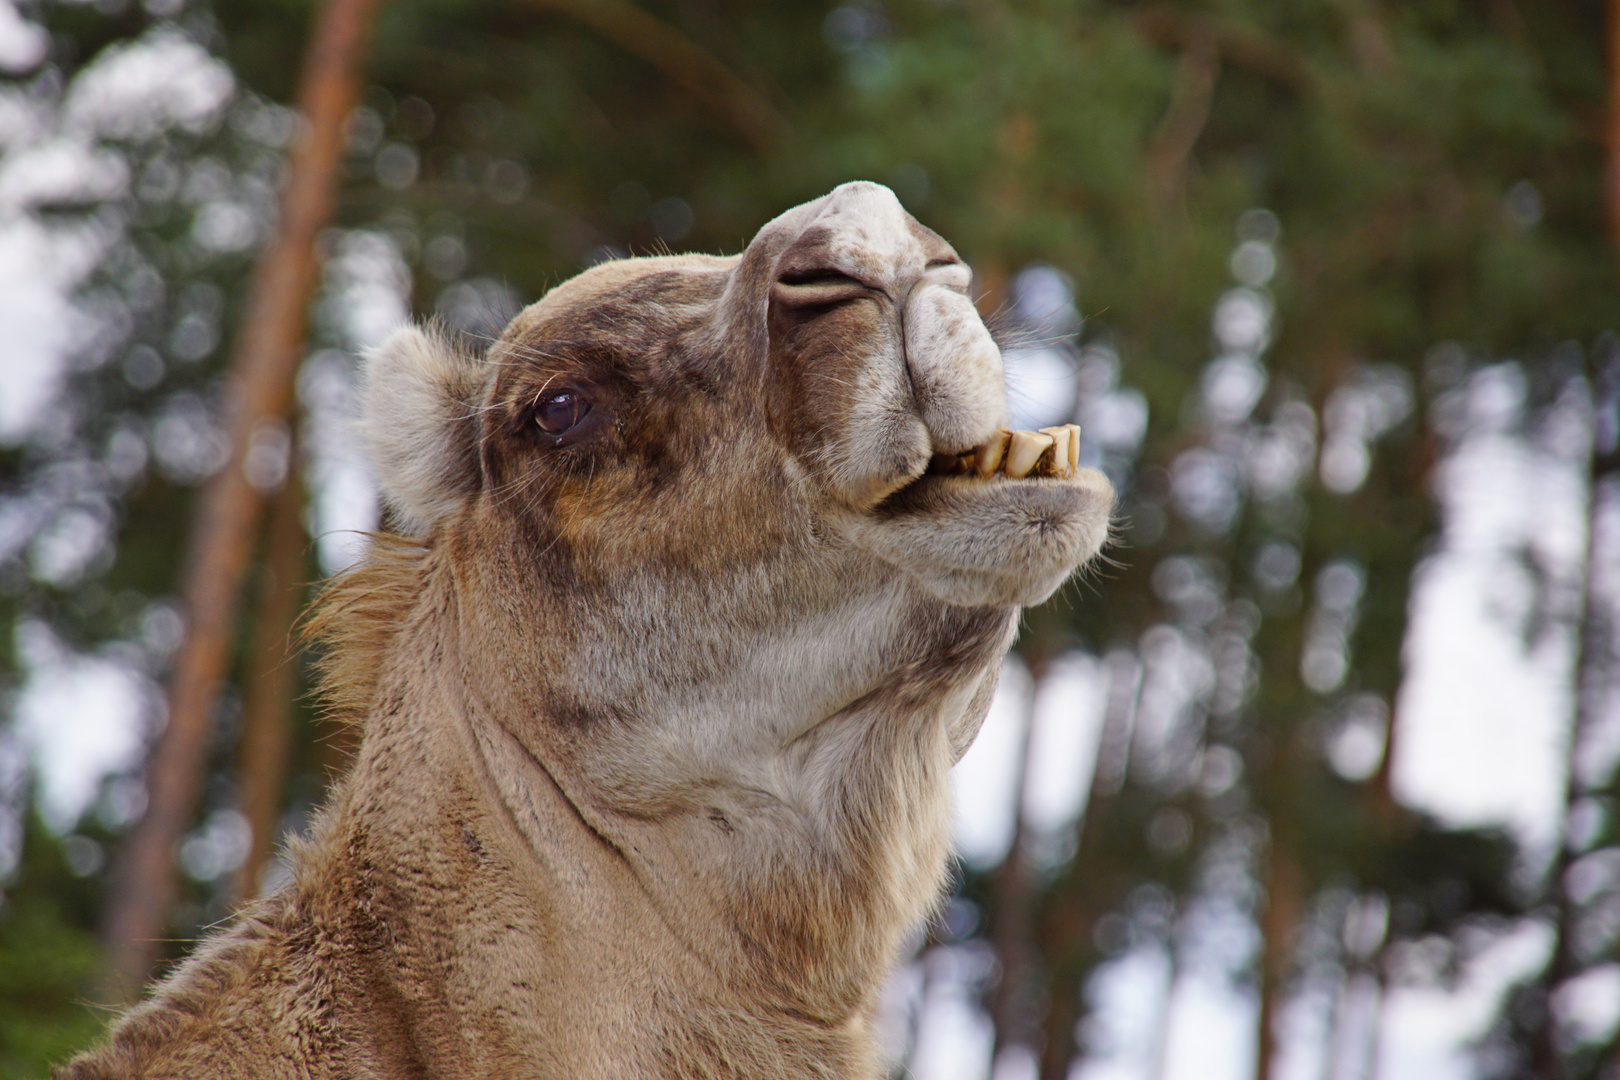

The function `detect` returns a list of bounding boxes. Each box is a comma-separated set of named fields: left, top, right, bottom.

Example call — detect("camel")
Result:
left=63, top=181, right=1114, bottom=1079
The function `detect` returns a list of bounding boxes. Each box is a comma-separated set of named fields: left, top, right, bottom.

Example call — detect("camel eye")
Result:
left=535, top=391, right=590, bottom=436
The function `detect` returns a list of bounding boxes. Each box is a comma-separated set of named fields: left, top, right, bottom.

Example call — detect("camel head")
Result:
left=361, top=181, right=1112, bottom=616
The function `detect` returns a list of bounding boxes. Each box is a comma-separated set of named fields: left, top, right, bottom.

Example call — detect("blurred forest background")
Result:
left=1, top=0, right=1618, bottom=1077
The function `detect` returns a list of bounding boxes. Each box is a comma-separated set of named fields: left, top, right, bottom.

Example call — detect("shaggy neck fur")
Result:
left=413, top=477, right=1016, bottom=1025
left=332, top=533, right=917, bottom=1076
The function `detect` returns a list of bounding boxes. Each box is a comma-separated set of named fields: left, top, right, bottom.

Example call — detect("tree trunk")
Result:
left=1528, top=17, right=1620, bottom=1045
left=97, top=0, right=384, bottom=1002
left=1359, top=966, right=1387, bottom=1080
left=1255, top=836, right=1303, bottom=1080
left=229, top=464, right=308, bottom=906
left=1606, top=0, right=1620, bottom=250
left=1529, top=369, right=1620, bottom=1079
left=1363, top=699, right=1402, bottom=825
left=989, top=658, right=1042, bottom=1060
left=1037, top=650, right=1143, bottom=1080
left=1602, top=8, right=1620, bottom=1070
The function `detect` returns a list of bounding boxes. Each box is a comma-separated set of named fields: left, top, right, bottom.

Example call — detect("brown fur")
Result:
left=302, top=532, right=428, bottom=731
left=63, top=183, right=1113, bottom=1079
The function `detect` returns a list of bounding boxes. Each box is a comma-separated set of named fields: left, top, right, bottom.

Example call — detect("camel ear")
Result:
left=359, top=324, right=484, bottom=535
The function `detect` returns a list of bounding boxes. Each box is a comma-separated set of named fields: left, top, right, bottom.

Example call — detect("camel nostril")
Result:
left=778, top=268, right=864, bottom=288
left=772, top=268, right=873, bottom=308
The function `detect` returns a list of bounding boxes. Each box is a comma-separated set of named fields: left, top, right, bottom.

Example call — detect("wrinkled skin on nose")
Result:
left=757, top=181, right=1007, bottom=511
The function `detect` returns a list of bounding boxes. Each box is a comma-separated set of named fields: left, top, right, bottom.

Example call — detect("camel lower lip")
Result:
left=926, top=424, right=1082, bottom=480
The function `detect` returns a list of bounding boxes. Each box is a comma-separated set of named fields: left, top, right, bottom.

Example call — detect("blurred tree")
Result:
left=0, top=815, right=105, bottom=1077
left=229, top=460, right=310, bottom=905
left=1480, top=339, right=1620, bottom=1080
left=95, top=0, right=384, bottom=1001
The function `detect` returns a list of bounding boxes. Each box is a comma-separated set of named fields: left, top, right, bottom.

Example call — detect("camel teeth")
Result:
left=1039, top=426, right=1072, bottom=478
left=1004, top=430, right=1053, bottom=478
left=974, top=430, right=1011, bottom=477
left=926, top=425, right=1080, bottom=482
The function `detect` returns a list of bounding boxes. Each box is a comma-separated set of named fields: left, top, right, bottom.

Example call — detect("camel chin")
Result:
left=851, top=464, right=1116, bottom=608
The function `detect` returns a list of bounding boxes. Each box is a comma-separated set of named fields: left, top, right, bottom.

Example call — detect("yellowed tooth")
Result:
left=1040, top=426, right=1072, bottom=478
left=1066, top=424, right=1081, bottom=471
left=1004, top=430, right=1053, bottom=478
left=975, top=429, right=1011, bottom=478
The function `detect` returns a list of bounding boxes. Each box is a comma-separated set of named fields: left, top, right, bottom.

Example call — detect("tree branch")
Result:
left=519, top=0, right=787, bottom=152
left=1133, top=8, right=1311, bottom=93
left=1145, top=27, right=1221, bottom=208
